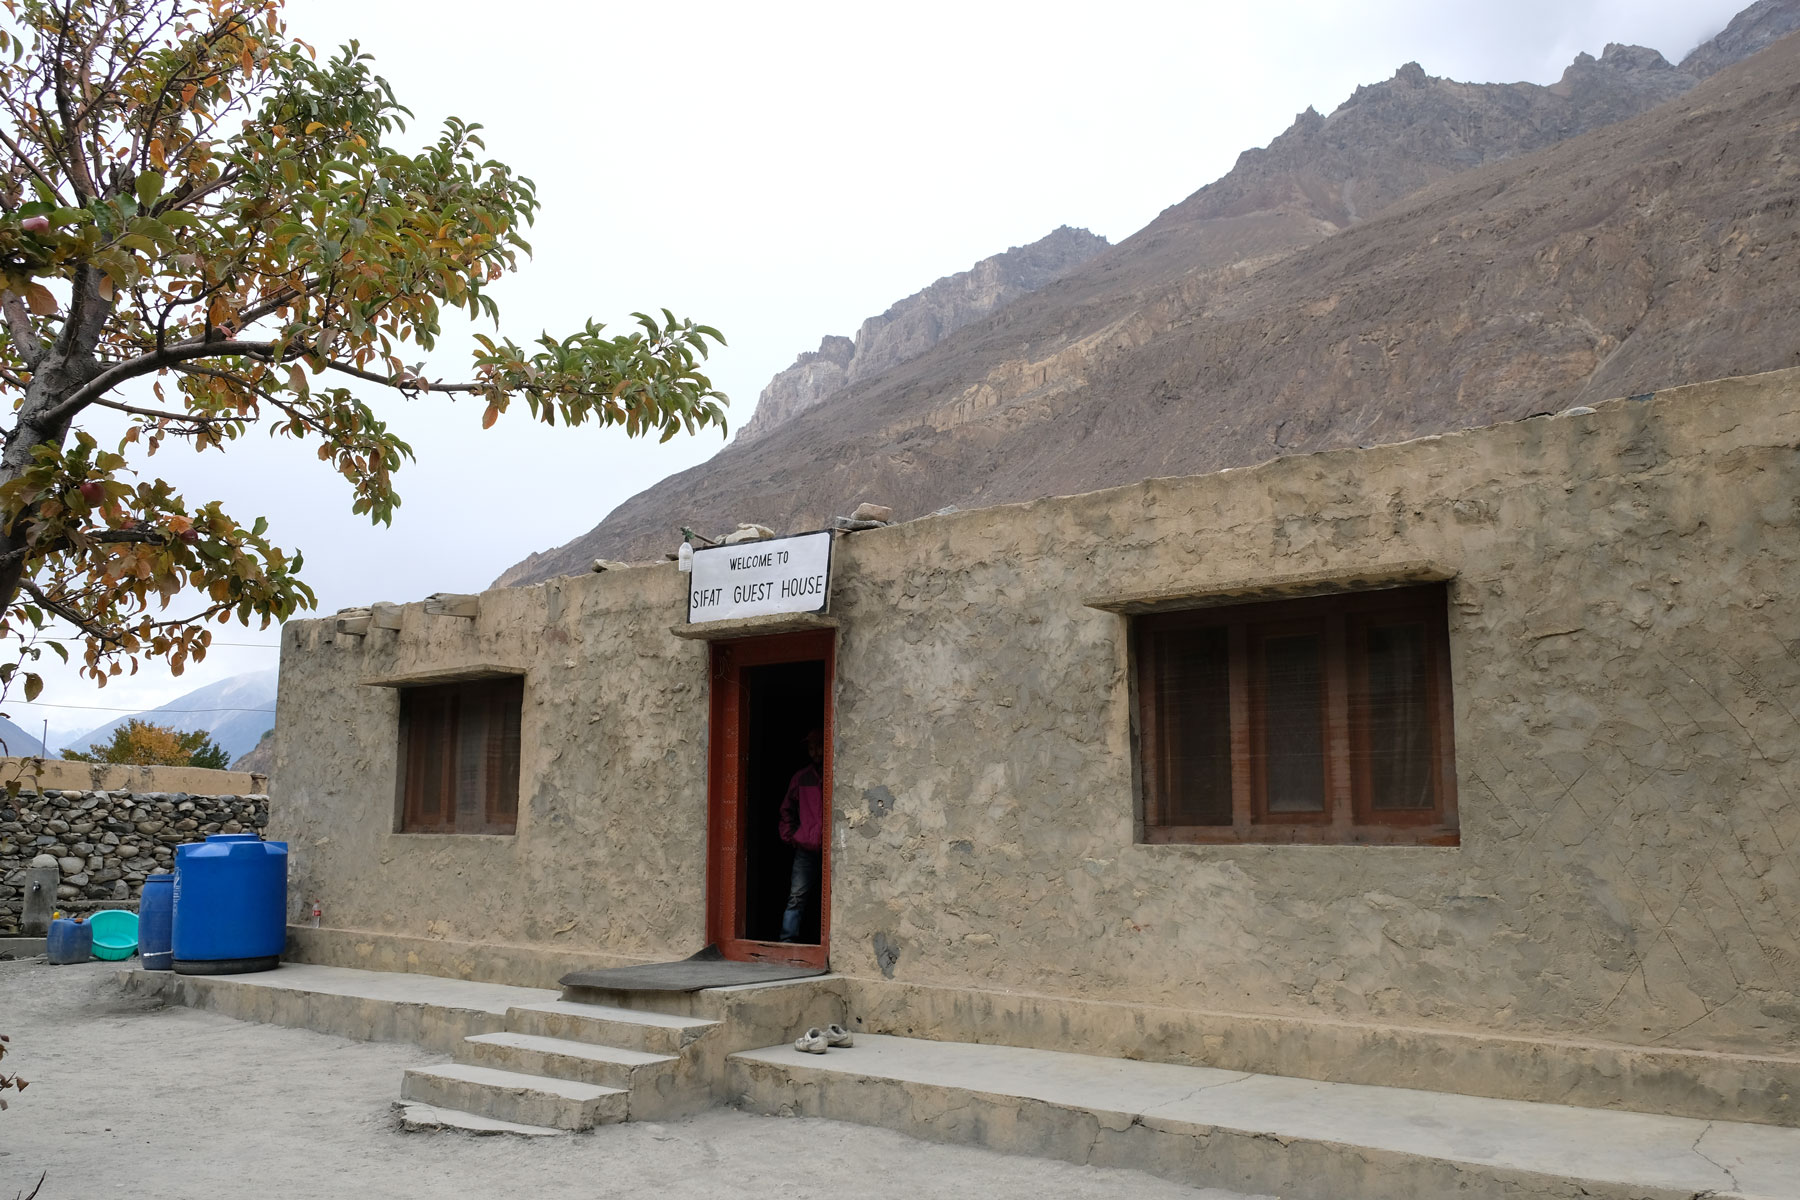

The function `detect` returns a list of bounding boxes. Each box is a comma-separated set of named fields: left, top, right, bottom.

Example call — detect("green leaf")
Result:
left=136, top=172, right=164, bottom=205
left=22, top=673, right=41, bottom=702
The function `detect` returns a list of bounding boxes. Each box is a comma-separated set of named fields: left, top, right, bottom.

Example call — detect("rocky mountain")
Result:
left=1679, top=0, right=1800, bottom=76
left=63, top=670, right=277, bottom=761
left=231, top=727, right=274, bottom=775
left=0, top=716, right=45, bottom=757
left=735, top=226, right=1109, bottom=443
left=500, top=4, right=1800, bottom=582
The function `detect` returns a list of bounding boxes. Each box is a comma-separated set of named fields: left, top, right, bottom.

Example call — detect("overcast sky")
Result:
left=4, top=0, right=1748, bottom=750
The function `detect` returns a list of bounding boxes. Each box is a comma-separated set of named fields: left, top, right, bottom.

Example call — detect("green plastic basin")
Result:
left=87, top=909, right=139, bottom=960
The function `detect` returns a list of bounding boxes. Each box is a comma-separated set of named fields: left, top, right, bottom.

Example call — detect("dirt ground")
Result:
left=0, top=958, right=1260, bottom=1200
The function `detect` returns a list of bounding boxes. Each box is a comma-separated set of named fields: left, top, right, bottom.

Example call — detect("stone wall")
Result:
left=0, top=787, right=268, bottom=932
left=272, top=367, right=1800, bottom=1058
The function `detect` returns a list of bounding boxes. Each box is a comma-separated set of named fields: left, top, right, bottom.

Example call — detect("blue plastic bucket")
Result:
left=139, top=873, right=174, bottom=970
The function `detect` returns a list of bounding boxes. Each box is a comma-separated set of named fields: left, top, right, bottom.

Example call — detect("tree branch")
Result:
left=35, top=337, right=279, bottom=426
left=319, top=357, right=481, bottom=393
left=20, top=577, right=116, bottom=643
left=0, top=124, right=71, bottom=206
left=233, top=274, right=325, bottom=329
left=24, top=572, right=243, bottom=648
left=171, top=361, right=309, bottom=424
left=88, top=394, right=236, bottom=426
left=49, top=3, right=100, bottom=201
left=2, top=294, right=44, bottom=367
left=88, top=528, right=173, bottom=546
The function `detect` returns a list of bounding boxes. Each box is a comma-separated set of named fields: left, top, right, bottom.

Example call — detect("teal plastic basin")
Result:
left=87, top=909, right=139, bottom=960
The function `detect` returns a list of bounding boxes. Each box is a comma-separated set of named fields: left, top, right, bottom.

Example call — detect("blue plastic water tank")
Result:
left=46, top=916, right=92, bottom=965
left=172, top=834, right=287, bottom=974
left=139, top=873, right=175, bottom=970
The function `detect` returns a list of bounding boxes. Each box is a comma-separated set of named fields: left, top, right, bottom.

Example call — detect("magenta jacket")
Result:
left=779, top=764, right=824, bottom=852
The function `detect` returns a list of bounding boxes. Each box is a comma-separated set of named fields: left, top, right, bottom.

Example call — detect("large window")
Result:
left=1135, top=584, right=1457, bottom=845
left=396, top=676, right=523, bottom=834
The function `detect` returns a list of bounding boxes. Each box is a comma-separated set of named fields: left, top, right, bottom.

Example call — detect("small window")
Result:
left=396, top=677, right=522, bottom=834
left=1136, top=584, right=1457, bottom=845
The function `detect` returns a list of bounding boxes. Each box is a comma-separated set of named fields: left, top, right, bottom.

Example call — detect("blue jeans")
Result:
left=780, top=848, right=820, bottom=942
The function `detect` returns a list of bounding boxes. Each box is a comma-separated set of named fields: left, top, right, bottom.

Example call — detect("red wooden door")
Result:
left=707, top=630, right=834, bottom=966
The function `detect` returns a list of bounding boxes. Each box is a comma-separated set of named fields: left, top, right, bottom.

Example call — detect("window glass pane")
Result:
left=1261, top=632, right=1326, bottom=813
left=488, top=683, right=521, bottom=828
left=403, top=690, right=449, bottom=829
left=1154, top=626, right=1232, bottom=826
left=1364, top=621, right=1433, bottom=810
left=455, top=691, right=488, bottom=829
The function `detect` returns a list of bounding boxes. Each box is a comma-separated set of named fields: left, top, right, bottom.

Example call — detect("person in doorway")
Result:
left=777, top=728, right=825, bottom=942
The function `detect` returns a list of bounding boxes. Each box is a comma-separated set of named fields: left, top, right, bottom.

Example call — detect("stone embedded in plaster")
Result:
left=872, top=931, right=902, bottom=979
left=864, top=786, right=896, bottom=818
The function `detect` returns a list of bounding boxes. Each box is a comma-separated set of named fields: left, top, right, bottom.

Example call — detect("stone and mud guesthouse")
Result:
left=266, top=368, right=1800, bottom=1163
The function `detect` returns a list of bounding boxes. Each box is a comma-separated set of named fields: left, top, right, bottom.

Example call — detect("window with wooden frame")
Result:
left=1135, top=584, right=1457, bottom=845
left=396, top=676, right=523, bottom=834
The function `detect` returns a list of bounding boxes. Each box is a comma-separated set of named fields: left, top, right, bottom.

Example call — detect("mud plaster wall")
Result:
left=273, top=369, right=1800, bottom=1054
left=272, top=570, right=713, bottom=959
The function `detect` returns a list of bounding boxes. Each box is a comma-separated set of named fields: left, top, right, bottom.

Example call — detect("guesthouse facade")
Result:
left=270, top=367, right=1800, bottom=1120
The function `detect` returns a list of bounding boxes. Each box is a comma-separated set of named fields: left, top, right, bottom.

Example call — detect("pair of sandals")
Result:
left=794, top=1023, right=854, bottom=1053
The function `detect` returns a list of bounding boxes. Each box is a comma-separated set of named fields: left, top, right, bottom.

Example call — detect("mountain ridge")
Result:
left=735, top=225, right=1109, bottom=444
left=62, top=670, right=277, bottom=761
left=500, top=3, right=1800, bottom=583
left=0, top=716, right=45, bottom=757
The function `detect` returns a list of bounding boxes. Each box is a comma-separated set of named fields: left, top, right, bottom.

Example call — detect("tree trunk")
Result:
left=0, top=273, right=112, bottom=617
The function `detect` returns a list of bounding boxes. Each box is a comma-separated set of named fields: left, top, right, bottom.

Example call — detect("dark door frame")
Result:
left=706, top=629, right=834, bottom=967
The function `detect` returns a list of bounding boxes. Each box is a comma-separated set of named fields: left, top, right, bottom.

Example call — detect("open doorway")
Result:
left=707, top=630, right=834, bottom=966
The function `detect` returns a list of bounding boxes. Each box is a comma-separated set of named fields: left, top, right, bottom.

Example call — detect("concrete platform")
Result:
left=731, top=1034, right=1800, bottom=1200
left=849, top=976, right=1800, bottom=1127
left=118, top=962, right=558, bottom=1054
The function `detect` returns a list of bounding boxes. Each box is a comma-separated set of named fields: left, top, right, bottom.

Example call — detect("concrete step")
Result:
left=561, top=975, right=848, bottom=1056
left=401, top=1063, right=626, bottom=1131
left=395, top=1101, right=566, bottom=1137
left=729, top=1034, right=1800, bottom=1200
left=461, top=1031, right=678, bottom=1090
left=505, top=999, right=718, bottom=1055
left=118, top=962, right=558, bottom=1055
left=460, top=1031, right=695, bottom=1120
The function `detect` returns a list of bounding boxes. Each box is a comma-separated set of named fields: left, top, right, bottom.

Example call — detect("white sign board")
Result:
left=687, top=531, right=832, bottom=624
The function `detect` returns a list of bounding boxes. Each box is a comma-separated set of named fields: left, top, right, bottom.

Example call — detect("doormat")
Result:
left=559, top=945, right=827, bottom=993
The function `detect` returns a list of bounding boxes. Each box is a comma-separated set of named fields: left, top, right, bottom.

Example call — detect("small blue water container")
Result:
left=46, top=916, right=93, bottom=965
left=172, top=834, right=288, bottom=975
left=139, top=873, right=175, bottom=970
